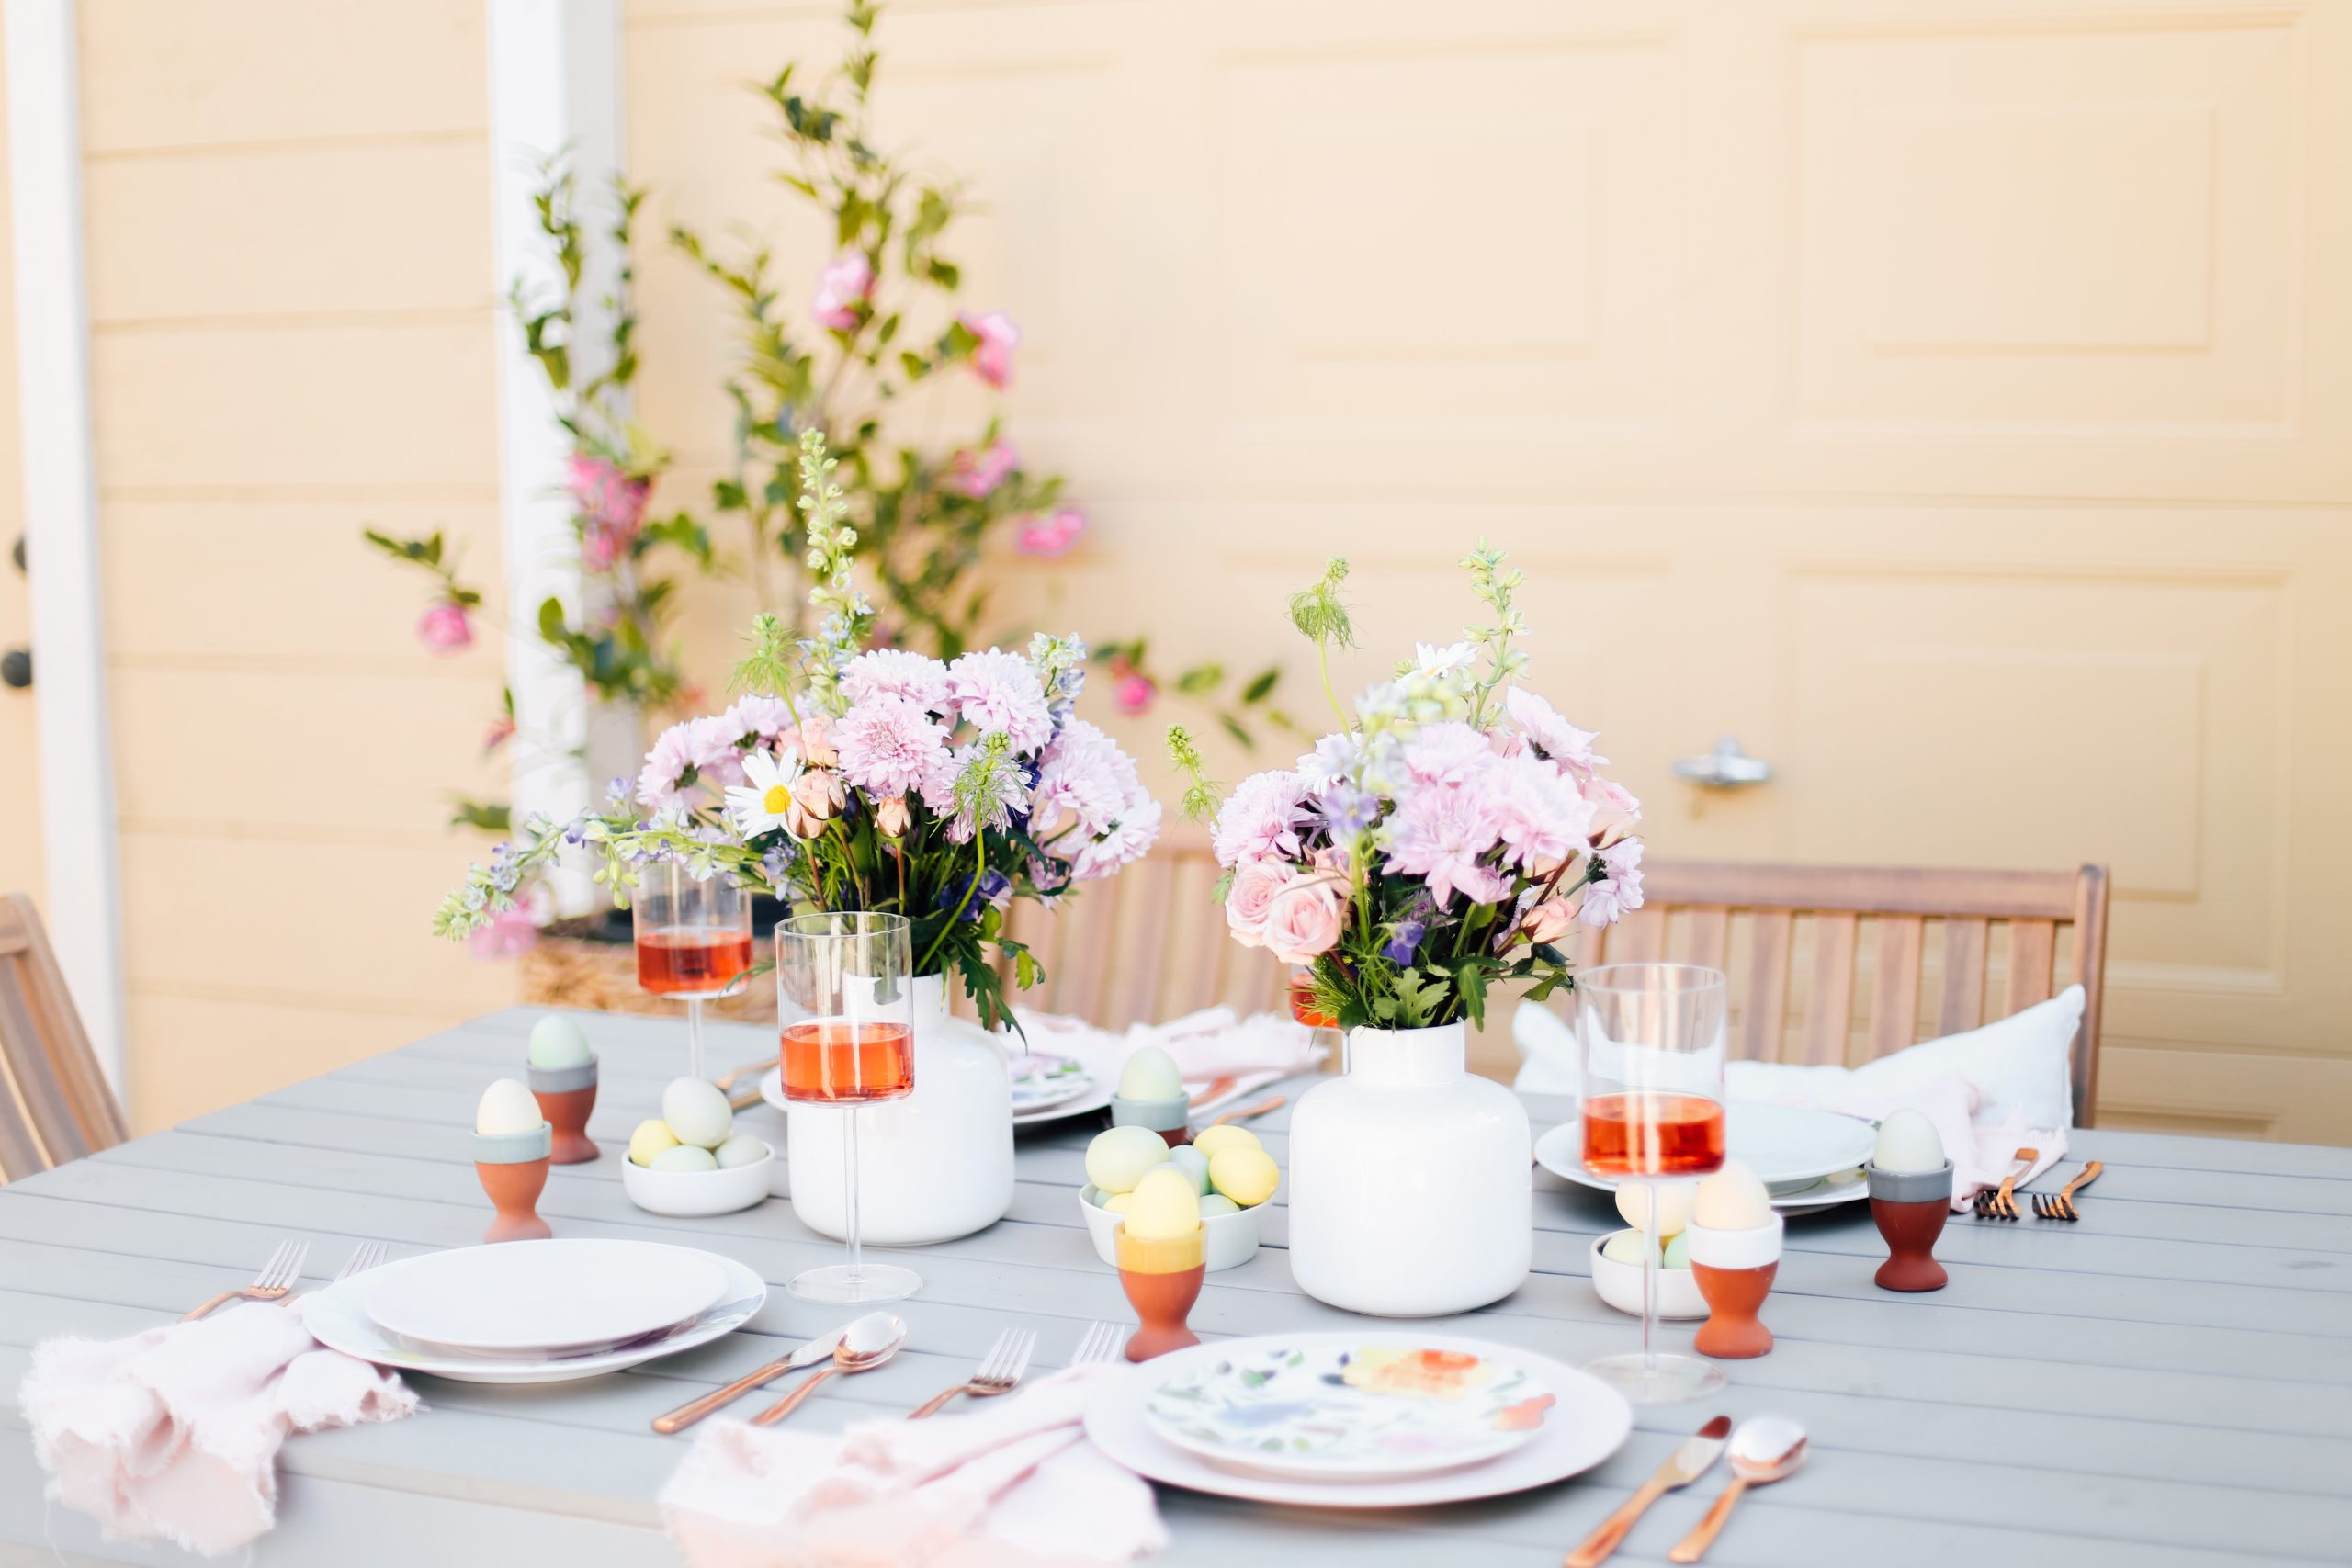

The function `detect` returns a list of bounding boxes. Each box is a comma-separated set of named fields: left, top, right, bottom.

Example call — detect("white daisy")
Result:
left=1412, top=640, right=1477, bottom=680
left=725, top=749, right=814, bottom=840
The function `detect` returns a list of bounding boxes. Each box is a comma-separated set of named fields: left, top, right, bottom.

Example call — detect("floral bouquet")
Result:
left=1170, top=548, right=1645, bottom=1033
left=435, top=432, right=1161, bottom=1030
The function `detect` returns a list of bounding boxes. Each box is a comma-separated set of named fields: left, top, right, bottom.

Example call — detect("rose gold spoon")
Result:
left=1668, top=1416, right=1807, bottom=1563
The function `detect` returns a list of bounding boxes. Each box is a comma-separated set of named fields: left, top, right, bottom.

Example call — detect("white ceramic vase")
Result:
left=786, top=972, right=1013, bottom=1245
left=1287, top=1021, right=1532, bottom=1316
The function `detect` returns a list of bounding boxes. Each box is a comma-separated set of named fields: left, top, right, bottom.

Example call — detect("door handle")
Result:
left=1672, top=735, right=1770, bottom=789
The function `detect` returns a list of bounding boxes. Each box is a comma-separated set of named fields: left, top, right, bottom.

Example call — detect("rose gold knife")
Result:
left=1565, top=1414, right=1732, bottom=1568
left=651, top=1323, right=849, bottom=1434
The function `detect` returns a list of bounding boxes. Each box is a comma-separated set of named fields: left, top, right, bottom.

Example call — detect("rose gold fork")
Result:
left=1973, top=1148, right=2039, bottom=1221
left=2032, top=1160, right=2103, bottom=1221
left=180, top=1239, right=308, bottom=1321
left=907, top=1327, right=1034, bottom=1418
left=1207, top=1094, right=1286, bottom=1128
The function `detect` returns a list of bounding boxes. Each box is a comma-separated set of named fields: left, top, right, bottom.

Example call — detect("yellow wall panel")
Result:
left=124, top=992, right=472, bottom=1136
left=0, top=17, right=32, bottom=907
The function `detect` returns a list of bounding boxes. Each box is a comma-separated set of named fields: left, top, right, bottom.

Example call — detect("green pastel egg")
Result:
left=661, top=1077, right=733, bottom=1150
left=1169, top=1145, right=1212, bottom=1194
left=1198, top=1193, right=1240, bottom=1217
left=1084, top=1125, right=1172, bottom=1195
left=714, top=1134, right=769, bottom=1169
left=649, top=1144, right=718, bottom=1173
left=526, top=1016, right=593, bottom=1069
left=1116, top=1044, right=1183, bottom=1101
left=1662, top=1232, right=1692, bottom=1269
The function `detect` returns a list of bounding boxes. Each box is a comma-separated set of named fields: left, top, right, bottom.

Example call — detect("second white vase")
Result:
left=1287, top=1021, right=1532, bottom=1316
left=786, top=972, right=1013, bottom=1245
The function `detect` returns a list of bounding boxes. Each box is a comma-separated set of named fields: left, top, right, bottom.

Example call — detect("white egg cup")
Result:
left=1080, top=1185, right=1262, bottom=1271
left=1589, top=1231, right=1707, bottom=1320
left=623, top=1144, right=775, bottom=1218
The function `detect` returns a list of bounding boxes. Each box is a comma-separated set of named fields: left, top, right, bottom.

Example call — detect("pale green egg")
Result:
left=661, top=1077, right=734, bottom=1150
left=1084, top=1125, right=1172, bottom=1195
left=1663, top=1232, right=1692, bottom=1269
left=1115, top=1044, right=1183, bottom=1101
left=1168, top=1145, right=1212, bottom=1194
left=526, top=1016, right=594, bottom=1070
left=649, top=1144, right=718, bottom=1173
left=1600, top=1230, right=1650, bottom=1267
left=714, top=1134, right=769, bottom=1169
left=1197, top=1193, right=1240, bottom=1217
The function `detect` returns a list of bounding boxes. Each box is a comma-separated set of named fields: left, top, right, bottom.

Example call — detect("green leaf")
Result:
left=1175, top=662, right=1224, bottom=695
left=1241, top=665, right=1280, bottom=705
left=1217, top=713, right=1253, bottom=749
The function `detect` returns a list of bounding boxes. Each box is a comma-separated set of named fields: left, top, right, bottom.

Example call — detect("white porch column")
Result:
left=6, top=0, right=127, bottom=1096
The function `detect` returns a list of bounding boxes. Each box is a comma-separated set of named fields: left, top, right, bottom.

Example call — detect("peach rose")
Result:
left=874, top=795, right=911, bottom=839
left=1224, top=859, right=1295, bottom=947
left=1262, top=876, right=1346, bottom=964
left=1521, top=897, right=1576, bottom=945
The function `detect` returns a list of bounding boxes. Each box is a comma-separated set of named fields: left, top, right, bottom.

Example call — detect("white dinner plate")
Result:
left=1086, top=1332, right=1632, bottom=1508
left=312, top=1250, right=765, bottom=1385
left=1534, top=1103, right=1877, bottom=1192
left=761, top=1063, right=1117, bottom=1126
left=1144, top=1342, right=1554, bottom=1482
left=363, top=1239, right=729, bottom=1355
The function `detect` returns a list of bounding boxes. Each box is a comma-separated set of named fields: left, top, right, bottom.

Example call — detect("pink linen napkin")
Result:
left=662, top=1361, right=1164, bottom=1568
left=1723, top=1066, right=2064, bottom=1212
left=1011, top=1005, right=1323, bottom=1111
left=18, top=1299, right=419, bottom=1556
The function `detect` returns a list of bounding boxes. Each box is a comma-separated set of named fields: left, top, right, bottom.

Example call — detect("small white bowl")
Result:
left=1589, top=1230, right=1707, bottom=1320
left=1080, top=1185, right=1262, bottom=1271
left=623, top=1145, right=775, bottom=1218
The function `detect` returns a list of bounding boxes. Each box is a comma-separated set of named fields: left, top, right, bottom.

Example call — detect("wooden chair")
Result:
left=1569, top=862, right=2110, bottom=1126
left=0, top=893, right=128, bottom=1179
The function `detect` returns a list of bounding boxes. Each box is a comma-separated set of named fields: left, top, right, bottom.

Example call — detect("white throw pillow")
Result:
left=1513, top=983, right=2084, bottom=1131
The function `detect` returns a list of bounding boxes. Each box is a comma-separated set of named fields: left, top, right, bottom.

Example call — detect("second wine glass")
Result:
left=1577, top=962, right=1729, bottom=1405
left=633, top=863, right=753, bottom=1083
left=775, top=911, right=922, bottom=1305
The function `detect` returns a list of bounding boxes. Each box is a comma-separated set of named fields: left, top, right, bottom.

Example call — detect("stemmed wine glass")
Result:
left=633, top=863, right=753, bottom=1083
left=774, top=910, right=921, bottom=1305
left=1577, top=962, right=1729, bottom=1404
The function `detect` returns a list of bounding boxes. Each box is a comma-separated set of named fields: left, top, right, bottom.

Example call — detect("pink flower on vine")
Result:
left=948, top=439, right=1018, bottom=499
left=567, top=453, right=650, bottom=572
left=812, top=251, right=874, bottom=331
left=961, top=310, right=1020, bottom=389
left=417, top=601, right=472, bottom=653
left=1015, top=507, right=1085, bottom=558
left=1114, top=671, right=1156, bottom=716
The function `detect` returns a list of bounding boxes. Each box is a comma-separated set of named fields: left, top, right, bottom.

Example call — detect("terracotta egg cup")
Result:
left=1114, top=1220, right=1204, bottom=1361
left=1109, top=1091, right=1193, bottom=1149
left=473, top=1124, right=553, bottom=1244
left=527, top=1060, right=600, bottom=1165
left=1869, top=1158, right=1954, bottom=1292
left=1687, top=1211, right=1785, bottom=1359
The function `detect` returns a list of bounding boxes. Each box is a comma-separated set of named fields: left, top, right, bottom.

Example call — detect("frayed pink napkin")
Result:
left=662, top=1361, right=1164, bottom=1568
left=18, top=1300, right=418, bottom=1556
left=1012, top=1005, right=1323, bottom=1111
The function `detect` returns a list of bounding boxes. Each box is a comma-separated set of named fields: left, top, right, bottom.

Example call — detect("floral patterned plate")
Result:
left=1143, top=1342, right=1556, bottom=1481
left=1009, top=1052, right=1093, bottom=1114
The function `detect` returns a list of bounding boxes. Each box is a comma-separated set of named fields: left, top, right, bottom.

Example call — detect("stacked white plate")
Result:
left=1084, top=1332, right=1633, bottom=1507
left=1533, top=1102, right=1877, bottom=1213
left=307, top=1239, right=765, bottom=1384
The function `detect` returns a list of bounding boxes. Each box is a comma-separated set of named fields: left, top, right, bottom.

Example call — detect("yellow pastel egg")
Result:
left=1125, top=1167, right=1203, bottom=1239
left=1207, top=1146, right=1280, bottom=1207
left=627, top=1119, right=680, bottom=1168
left=1190, top=1124, right=1261, bottom=1160
left=1103, top=1192, right=1134, bottom=1214
left=1085, top=1125, right=1173, bottom=1195
left=1613, top=1182, right=1695, bottom=1240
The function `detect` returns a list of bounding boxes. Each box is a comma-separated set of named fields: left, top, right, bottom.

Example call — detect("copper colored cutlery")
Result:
left=2031, top=1160, right=2103, bottom=1220
left=907, top=1327, right=1034, bottom=1419
left=1972, top=1147, right=2039, bottom=1220
left=1564, top=1414, right=1731, bottom=1567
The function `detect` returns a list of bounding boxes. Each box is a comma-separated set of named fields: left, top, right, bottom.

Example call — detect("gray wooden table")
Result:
left=2, top=1007, right=2346, bottom=1567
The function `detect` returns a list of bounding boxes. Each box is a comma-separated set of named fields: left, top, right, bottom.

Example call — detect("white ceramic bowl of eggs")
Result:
left=1589, top=1183, right=1706, bottom=1320
left=1077, top=1123, right=1278, bottom=1272
left=622, top=1077, right=775, bottom=1218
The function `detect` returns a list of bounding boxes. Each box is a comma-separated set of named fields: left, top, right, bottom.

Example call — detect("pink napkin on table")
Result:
left=1011, top=1005, right=1323, bottom=1111
left=1724, top=1067, right=2064, bottom=1212
left=662, top=1361, right=1163, bottom=1568
left=17, top=1299, right=418, bottom=1556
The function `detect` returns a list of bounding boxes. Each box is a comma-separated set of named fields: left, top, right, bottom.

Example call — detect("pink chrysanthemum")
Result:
left=1385, top=784, right=1510, bottom=908
left=841, top=649, right=951, bottom=713
left=1580, top=840, right=1645, bottom=927
left=724, top=694, right=797, bottom=749
left=1070, top=794, right=1162, bottom=882
left=945, top=649, right=1053, bottom=753
left=1031, top=719, right=1140, bottom=840
left=1504, top=685, right=1604, bottom=773
left=1211, top=770, right=1311, bottom=869
left=832, top=694, right=953, bottom=801
left=1487, top=753, right=1597, bottom=871
left=1403, top=721, right=1498, bottom=787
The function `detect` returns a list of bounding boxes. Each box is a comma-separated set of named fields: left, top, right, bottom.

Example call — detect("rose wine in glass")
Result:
left=1577, top=963, right=1730, bottom=1404
left=775, top=911, right=921, bottom=1305
left=632, top=866, right=753, bottom=1083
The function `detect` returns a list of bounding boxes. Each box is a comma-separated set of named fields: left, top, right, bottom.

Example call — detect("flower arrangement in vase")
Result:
left=437, top=431, right=1161, bottom=1242
left=1169, top=547, right=1645, bottom=1315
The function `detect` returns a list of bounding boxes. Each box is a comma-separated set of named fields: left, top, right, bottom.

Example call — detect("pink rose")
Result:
left=812, top=251, right=875, bottom=331
left=566, top=453, right=650, bottom=532
left=1225, top=859, right=1295, bottom=947
left=1581, top=773, right=1643, bottom=842
left=1016, top=508, right=1085, bottom=558
left=949, top=440, right=1019, bottom=500
left=1114, top=671, right=1156, bottom=716
left=961, top=310, right=1020, bottom=389
left=1521, top=898, right=1576, bottom=945
left=417, top=600, right=472, bottom=653
left=874, top=794, right=912, bottom=838
left=1261, top=875, right=1346, bottom=964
